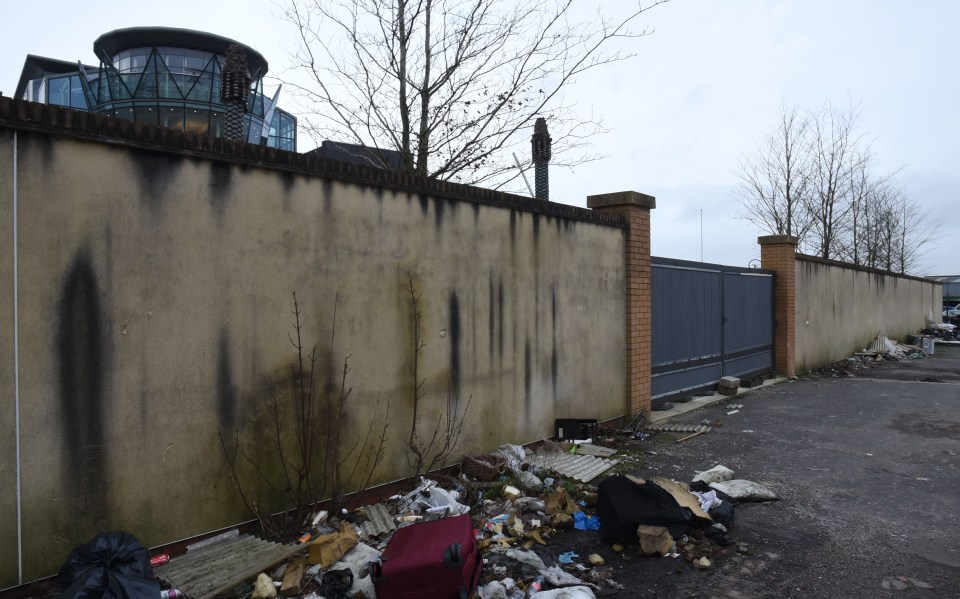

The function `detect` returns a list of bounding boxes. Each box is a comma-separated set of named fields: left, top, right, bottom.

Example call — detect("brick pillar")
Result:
left=588, top=191, right=656, bottom=417
left=759, top=235, right=798, bottom=378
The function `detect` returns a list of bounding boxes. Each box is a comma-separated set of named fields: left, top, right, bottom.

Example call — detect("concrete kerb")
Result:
left=649, top=376, right=788, bottom=423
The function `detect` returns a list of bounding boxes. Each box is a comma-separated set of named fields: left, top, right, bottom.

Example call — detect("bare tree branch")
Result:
left=735, top=98, right=938, bottom=274
left=277, top=0, right=669, bottom=188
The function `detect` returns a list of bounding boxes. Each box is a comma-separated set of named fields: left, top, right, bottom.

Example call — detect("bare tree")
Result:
left=735, top=103, right=812, bottom=240
left=737, top=98, right=938, bottom=274
left=804, top=101, right=869, bottom=259
left=402, top=274, right=470, bottom=477
left=885, top=187, right=939, bottom=274
left=277, top=0, right=668, bottom=188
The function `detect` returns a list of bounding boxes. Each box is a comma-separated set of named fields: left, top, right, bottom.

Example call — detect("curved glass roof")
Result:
left=94, top=27, right=268, bottom=76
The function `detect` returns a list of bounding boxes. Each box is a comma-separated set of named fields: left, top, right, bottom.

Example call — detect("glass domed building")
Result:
left=14, top=27, right=296, bottom=151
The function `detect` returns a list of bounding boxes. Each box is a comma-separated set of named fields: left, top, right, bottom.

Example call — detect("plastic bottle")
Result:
left=527, top=575, right=544, bottom=596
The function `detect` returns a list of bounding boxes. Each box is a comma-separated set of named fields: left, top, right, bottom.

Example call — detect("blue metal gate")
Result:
left=651, top=257, right=775, bottom=405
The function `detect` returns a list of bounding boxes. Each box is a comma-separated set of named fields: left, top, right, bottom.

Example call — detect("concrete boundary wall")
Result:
left=0, top=99, right=626, bottom=585
left=760, top=237, right=941, bottom=376
left=794, top=255, right=941, bottom=372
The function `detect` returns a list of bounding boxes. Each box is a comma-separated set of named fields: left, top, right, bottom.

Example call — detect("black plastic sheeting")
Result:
left=597, top=475, right=692, bottom=543
left=58, top=532, right=160, bottom=599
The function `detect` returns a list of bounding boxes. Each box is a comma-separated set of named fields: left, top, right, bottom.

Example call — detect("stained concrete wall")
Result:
left=0, top=117, right=625, bottom=585
left=0, top=129, right=18, bottom=588
left=795, top=256, right=941, bottom=373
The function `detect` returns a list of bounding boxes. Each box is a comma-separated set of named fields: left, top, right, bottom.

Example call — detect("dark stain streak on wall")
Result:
left=418, top=192, right=430, bottom=216
left=131, top=148, right=183, bottom=208
left=280, top=170, right=296, bottom=193
left=23, top=132, right=55, bottom=173
left=449, top=291, right=462, bottom=403
left=498, top=282, right=505, bottom=357
left=434, top=196, right=446, bottom=229
left=57, top=253, right=108, bottom=527
left=322, top=179, right=334, bottom=214
left=488, top=276, right=495, bottom=362
left=208, top=162, right=233, bottom=217
left=217, top=329, right=237, bottom=430
left=551, top=288, right=558, bottom=401
left=524, top=339, right=532, bottom=421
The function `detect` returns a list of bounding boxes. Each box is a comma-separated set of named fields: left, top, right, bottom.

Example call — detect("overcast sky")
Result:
left=2, top=0, right=956, bottom=274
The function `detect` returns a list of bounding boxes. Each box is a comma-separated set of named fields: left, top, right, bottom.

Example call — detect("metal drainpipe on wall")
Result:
left=12, top=130, right=23, bottom=584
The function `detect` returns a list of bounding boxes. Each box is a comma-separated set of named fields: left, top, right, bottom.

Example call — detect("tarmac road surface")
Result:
left=571, top=345, right=960, bottom=598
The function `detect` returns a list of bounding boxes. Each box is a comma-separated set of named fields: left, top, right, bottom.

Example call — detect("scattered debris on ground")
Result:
left=55, top=429, right=783, bottom=599
left=803, top=327, right=948, bottom=380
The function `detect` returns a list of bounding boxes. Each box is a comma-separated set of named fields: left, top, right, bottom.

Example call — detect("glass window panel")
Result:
left=158, top=71, right=182, bottom=99
left=115, top=106, right=134, bottom=121
left=108, top=72, right=131, bottom=100
left=184, top=107, right=209, bottom=134
left=135, top=104, right=158, bottom=125
left=186, top=72, right=212, bottom=101
left=159, top=104, right=184, bottom=130
left=246, top=116, right=264, bottom=144
left=268, top=112, right=280, bottom=138
left=98, top=74, right=111, bottom=103
left=174, top=74, right=197, bottom=95
left=130, top=54, right=146, bottom=71
left=70, top=75, right=86, bottom=108
left=209, top=110, right=224, bottom=138
left=280, top=113, right=296, bottom=138
left=121, top=73, right=139, bottom=93
left=185, top=56, right=206, bottom=74
left=24, top=79, right=39, bottom=101
left=48, top=76, right=71, bottom=106
left=254, top=93, right=264, bottom=116
left=135, top=54, right=159, bottom=98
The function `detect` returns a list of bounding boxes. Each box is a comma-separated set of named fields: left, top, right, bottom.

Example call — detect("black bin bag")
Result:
left=597, top=475, right=692, bottom=544
left=58, top=531, right=160, bottom=599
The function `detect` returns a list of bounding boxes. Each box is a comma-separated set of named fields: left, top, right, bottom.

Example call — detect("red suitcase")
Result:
left=372, top=514, right=482, bottom=599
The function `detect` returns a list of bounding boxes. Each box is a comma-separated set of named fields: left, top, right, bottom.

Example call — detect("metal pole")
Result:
left=700, top=209, right=703, bottom=262
left=512, top=152, right=534, bottom=198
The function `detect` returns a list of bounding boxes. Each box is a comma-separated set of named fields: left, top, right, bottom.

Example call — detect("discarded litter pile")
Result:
left=807, top=329, right=943, bottom=379
left=923, top=322, right=960, bottom=344
left=863, top=334, right=930, bottom=360
left=57, top=440, right=778, bottom=599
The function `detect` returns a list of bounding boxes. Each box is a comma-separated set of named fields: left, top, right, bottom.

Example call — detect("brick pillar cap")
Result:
left=587, top=191, right=656, bottom=210
left=758, top=234, right=798, bottom=246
